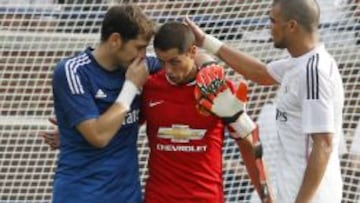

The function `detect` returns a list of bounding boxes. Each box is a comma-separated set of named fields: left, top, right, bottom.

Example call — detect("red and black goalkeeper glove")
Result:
left=194, top=64, right=256, bottom=139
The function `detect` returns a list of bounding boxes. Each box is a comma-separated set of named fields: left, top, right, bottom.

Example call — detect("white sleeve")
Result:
left=300, top=61, right=335, bottom=134
left=350, top=120, right=360, bottom=154
left=266, top=58, right=291, bottom=83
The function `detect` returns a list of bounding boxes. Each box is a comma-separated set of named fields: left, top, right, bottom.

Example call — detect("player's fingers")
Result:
left=133, top=55, right=142, bottom=65
left=217, top=66, right=225, bottom=80
left=194, top=85, right=203, bottom=101
left=185, top=16, right=203, bottom=35
left=196, top=71, right=206, bottom=85
left=195, top=104, right=211, bottom=116
left=43, top=134, right=55, bottom=143
left=196, top=77, right=209, bottom=94
left=50, top=144, right=59, bottom=151
left=206, top=64, right=223, bottom=80
left=215, top=82, right=229, bottom=95
left=184, top=16, right=195, bottom=28
left=236, top=81, right=248, bottom=102
left=198, top=98, right=213, bottom=112
left=198, top=68, right=211, bottom=86
left=43, top=137, right=53, bottom=146
left=39, top=132, right=46, bottom=138
left=207, top=94, right=216, bottom=101
left=39, top=132, right=52, bottom=141
left=182, top=17, right=189, bottom=26
left=48, top=117, right=58, bottom=126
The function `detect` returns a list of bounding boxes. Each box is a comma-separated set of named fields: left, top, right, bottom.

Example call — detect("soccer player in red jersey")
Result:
left=142, top=22, right=271, bottom=203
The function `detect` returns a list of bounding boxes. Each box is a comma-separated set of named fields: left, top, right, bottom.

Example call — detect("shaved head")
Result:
left=272, top=0, right=320, bottom=33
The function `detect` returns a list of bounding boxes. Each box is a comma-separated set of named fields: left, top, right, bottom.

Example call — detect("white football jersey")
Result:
left=350, top=120, right=360, bottom=154
left=267, top=44, right=344, bottom=203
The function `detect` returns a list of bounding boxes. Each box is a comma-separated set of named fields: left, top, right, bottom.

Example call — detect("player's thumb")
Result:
left=48, top=117, right=58, bottom=126
left=184, top=16, right=192, bottom=26
left=132, top=55, right=143, bottom=65
left=236, top=80, right=248, bottom=102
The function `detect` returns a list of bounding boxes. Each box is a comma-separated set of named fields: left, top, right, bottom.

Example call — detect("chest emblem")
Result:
left=158, top=125, right=206, bottom=143
left=95, top=89, right=107, bottom=99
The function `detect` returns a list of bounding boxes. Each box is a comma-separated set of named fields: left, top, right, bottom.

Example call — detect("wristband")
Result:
left=229, top=113, right=256, bottom=139
left=115, top=80, right=139, bottom=111
left=202, top=34, right=223, bottom=55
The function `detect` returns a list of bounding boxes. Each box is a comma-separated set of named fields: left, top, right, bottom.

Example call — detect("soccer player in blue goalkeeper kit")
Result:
left=186, top=0, right=344, bottom=202
left=50, top=5, right=160, bottom=203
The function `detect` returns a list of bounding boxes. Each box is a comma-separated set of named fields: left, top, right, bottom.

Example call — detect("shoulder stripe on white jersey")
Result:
left=315, top=53, right=319, bottom=99
left=65, top=53, right=91, bottom=94
left=306, top=53, right=319, bottom=100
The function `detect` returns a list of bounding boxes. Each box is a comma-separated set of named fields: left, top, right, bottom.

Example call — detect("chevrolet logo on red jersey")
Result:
left=158, top=124, right=206, bottom=143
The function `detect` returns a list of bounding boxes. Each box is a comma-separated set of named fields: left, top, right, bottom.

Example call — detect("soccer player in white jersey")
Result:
left=185, top=0, right=344, bottom=202
left=349, top=120, right=360, bottom=203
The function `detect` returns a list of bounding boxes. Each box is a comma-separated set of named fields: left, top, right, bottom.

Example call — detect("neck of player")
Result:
left=288, top=32, right=319, bottom=57
left=92, top=45, right=119, bottom=71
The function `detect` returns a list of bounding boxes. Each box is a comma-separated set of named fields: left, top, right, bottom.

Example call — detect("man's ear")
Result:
left=287, top=19, right=298, bottom=32
left=108, top=32, right=123, bottom=48
left=189, top=44, right=198, bottom=58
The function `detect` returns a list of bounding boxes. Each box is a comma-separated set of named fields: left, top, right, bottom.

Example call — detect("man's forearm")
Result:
left=77, top=80, right=140, bottom=148
left=216, top=45, right=276, bottom=86
left=76, top=103, right=130, bottom=148
left=295, top=135, right=332, bottom=203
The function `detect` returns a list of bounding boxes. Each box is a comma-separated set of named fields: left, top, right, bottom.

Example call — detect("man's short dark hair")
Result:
left=273, top=0, right=320, bottom=33
left=154, top=22, right=195, bottom=53
left=100, top=5, right=154, bottom=42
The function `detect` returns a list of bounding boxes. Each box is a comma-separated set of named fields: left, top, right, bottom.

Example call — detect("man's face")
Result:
left=155, top=47, right=197, bottom=85
left=112, top=34, right=150, bottom=68
left=269, top=4, right=289, bottom=49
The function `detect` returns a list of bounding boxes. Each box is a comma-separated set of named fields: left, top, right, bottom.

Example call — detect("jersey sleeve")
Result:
left=299, top=59, right=335, bottom=134
left=52, top=61, right=99, bottom=128
left=145, top=56, right=161, bottom=74
left=266, top=58, right=291, bottom=83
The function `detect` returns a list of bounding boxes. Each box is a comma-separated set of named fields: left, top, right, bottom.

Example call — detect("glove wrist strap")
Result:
left=229, top=113, right=256, bottom=139
left=115, top=80, right=139, bottom=111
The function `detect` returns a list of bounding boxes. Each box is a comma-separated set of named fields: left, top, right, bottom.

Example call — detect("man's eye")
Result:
left=170, top=61, right=180, bottom=66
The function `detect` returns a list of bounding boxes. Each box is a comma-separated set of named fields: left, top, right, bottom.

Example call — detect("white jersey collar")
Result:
left=290, top=43, right=325, bottom=64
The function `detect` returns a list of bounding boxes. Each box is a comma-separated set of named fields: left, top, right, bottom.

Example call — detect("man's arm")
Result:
left=76, top=56, right=148, bottom=148
left=295, top=133, right=333, bottom=203
left=217, top=45, right=276, bottom=85
left=185, top=17, right=277, bottom=85
left=76, top=103, right=130, bottom=148
left=41, top=57, right=149, bottom=150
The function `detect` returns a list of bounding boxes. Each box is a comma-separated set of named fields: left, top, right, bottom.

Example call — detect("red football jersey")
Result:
left=142, top=70, right=228, bottom=203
